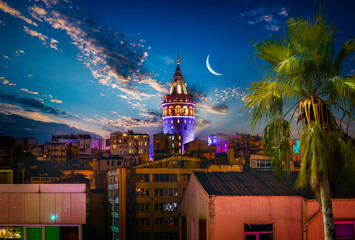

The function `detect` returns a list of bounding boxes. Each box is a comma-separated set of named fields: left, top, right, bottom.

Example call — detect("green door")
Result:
left=45, top=227, right=59, bottom=240
left=27, top=228, right=42, bottom=240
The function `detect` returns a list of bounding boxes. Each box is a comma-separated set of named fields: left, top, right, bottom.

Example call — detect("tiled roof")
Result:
left=194, top=171, right=355, bottom=199
left=168, top=63, right=188, bottom=95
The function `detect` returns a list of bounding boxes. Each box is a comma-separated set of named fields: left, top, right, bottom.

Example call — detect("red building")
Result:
left=181, top=171, right=355, bottom=240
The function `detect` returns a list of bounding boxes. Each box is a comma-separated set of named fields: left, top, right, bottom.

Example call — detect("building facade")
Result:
left=107, top=157, right=242, bottom=240
left=110, top=131, right=149, bottom=163
left=0, top=183, right=86, bottom=240
left=153, top=133, right=182, bottom=160
left=162, top=57, right=195, bottom=152
left=44, top=142, right=67, bottom=165
left=181, top=171, right=355, bottom=240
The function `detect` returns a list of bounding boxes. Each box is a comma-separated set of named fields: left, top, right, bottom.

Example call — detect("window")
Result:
left=153, top=174, right=177, bottom=182
left=136, top=188, right=150, bottom=197
left=154, top=188, right=178, bottom=197
left=137, top=232, right=150, bottom=240
left=182, top=174, right=190, bottom=182
left=155, top=202, right=178, bottom=211
left=155, top=217, right=178, bottom=226
left=112, top=161, right=114, bottom=165
left=136, top=174, right=150, bottom=182
left=136, top=203, right=150, bottom=211
left=155, top=232, right=178, bottom=240
left=136, top=218, right=150, bottom=226
left=107, top=161, right=110, bottom=166
left=335, top=222, right=354, bottom=240
left=244, top=224, right=273, bottom=240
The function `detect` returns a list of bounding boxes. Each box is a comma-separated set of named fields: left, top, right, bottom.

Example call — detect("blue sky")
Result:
left=0, top=0, right=354, bottom=143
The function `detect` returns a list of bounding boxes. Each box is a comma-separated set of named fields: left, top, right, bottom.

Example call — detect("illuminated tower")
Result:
left=162, top=56, right=195, bottom=152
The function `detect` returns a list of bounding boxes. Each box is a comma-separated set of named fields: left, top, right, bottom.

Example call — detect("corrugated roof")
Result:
left=193, top=171, right=355, bottom=199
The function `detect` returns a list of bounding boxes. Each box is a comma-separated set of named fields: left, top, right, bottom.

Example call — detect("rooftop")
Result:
left=193, top=171, right=355, bottom=199
left=168, top=57, right=189, bottom=95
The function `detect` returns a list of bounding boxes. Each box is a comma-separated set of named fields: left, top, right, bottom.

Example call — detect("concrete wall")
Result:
left=305, top=199, right=355, bottom=240
left=0, top=184, right=86, bottom=225
left=181, top=177, right=304, bottom=240
left=182, top=177, right=355, bottom=240
left=181, top=175, right=210, bottom=240
left=211, top=196, right=303, bottom=240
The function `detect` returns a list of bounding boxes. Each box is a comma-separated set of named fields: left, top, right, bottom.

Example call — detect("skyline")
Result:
left=0, top=0, right=354, bottom=143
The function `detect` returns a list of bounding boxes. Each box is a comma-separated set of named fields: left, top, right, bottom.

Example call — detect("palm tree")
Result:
left=243, top=11, right=355, bottom=240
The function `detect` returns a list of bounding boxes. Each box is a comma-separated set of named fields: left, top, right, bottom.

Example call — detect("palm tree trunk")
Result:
left=319, top=174, right=335, bottom=240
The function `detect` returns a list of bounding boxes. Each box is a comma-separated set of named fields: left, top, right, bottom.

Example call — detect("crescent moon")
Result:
left=206, top=54, right=223, bottom=76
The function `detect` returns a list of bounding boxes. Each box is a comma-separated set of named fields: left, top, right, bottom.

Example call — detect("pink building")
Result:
left=181, top=171, right=355, bottom=240
left=0, top=184, right=86, bottom=240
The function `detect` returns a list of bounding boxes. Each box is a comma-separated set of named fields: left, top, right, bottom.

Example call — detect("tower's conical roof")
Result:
left=168, top=56, right=188, bottom=95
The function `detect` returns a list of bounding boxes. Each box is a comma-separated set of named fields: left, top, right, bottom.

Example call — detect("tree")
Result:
left=243, top=11, right=355, bottom=240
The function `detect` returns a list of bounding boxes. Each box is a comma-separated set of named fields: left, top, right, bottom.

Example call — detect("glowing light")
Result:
left=51, top=215, right=56, bottom=220
left=177, top=85, right=182, bottom=94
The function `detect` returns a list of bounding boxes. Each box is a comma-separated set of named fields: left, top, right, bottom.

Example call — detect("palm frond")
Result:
left=254, top=35, right=294, bottom=70
left=242, top=79, right=300, bottom=129
left=334, top=38, right=355, bottom=75
left=263, top=118, right=293, bottom=174
left=326, top=75, right=355, bottom=115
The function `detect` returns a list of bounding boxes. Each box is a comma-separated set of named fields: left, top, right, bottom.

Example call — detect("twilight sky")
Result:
left=0, top=0, right=354, bottom=143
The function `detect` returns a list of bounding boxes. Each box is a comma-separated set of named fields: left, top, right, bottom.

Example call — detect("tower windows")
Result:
left=169, top=106, right=174, bottom=115
left=176, top=106, right=181, bottom=115
left=183, top=106, right=188, bottom=115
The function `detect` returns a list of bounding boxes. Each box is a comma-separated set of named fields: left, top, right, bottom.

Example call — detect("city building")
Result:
left=153, top=132, right=182, bottom=160
left=25, top=145, right=45, bottom=160
left=44, top=142, right=67, bottom=165
left=181, top=171, right=355, bottom=240
left=29, top=176, right=60, bottom=184
left=249, top=149, right=272, bottom=170
left=107, top=156, right=242, bottom=240
left=207, top=134, right=234, bottom=153
left=52, top=134, right=80, bottom=145
left=0, top=183, right=86, bottom=240
left=91, top=137, right=110, bottom=152
left=110, top=130, right=149, bottom=162
left=0, top=136, right=16, bottom=183
left=184, top=139, right=216, bottom=156
left=250, top=135, right=263, bottom=151
left=293, top=139, right=301, bottom=153
left=162, top=57, right=195, bottom=152
left=51, top=134, right=92, bottom=156
left=15, top=137, right=39, bottom=150
left=78, top=134, right=92, bottom=155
